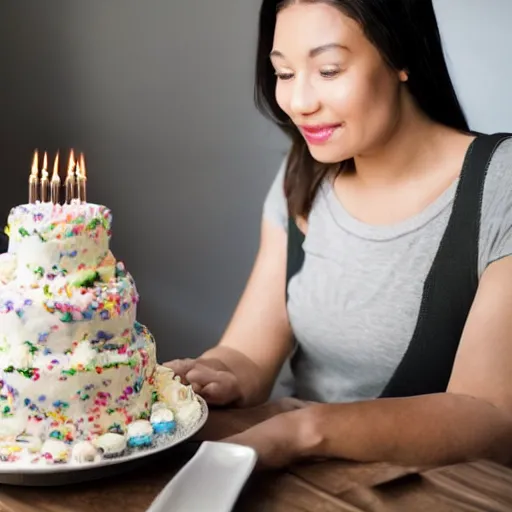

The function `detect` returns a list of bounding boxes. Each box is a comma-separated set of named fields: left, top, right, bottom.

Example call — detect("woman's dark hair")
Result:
left=254, top=0, right=470, bottom=219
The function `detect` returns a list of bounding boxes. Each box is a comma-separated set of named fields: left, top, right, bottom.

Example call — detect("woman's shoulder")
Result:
left=262, top=150, right=331, bottom=233
left=479, top=135, right=512, bottom=275
left=486, top=133, right=512, bottom=168
left=262, top=152, right=289, bottom=231
left=482, top=135, right=512, bottom=209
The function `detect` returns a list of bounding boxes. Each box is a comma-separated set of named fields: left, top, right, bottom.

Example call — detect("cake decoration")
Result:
left=155, top=365, right=202, bottom=425
left=150, top=407, right=176, bottom=435
left=0, top=150, right=204, bottom=466
left=41, top=438, right=70, bottom=464
left=71, top=440, right=99, bottom=463
left=126, top=420, right=153, bottom=448
left=0, top=443, right=22, bottom=462
left=15, top=434, right=42, bottom=454
left=93, top=432, right=126, bottom=458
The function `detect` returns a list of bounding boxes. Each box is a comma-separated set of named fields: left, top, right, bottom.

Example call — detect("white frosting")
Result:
left=7, top=202, right=111, bottom=284
left=1, top=343, right=32, bottom=370
left=155, top=366, right=196, bottom=407
left=127, top=420, right=152, bottom=439
left=93, top=432, right=126, bottom=455
left=0, top=329, right=154, bottom=436
left=0, top=413, right=26, bottom=439
left=15, top=434, right=42, bottom=453
left=150, top=407, right=174, bottom=424
left=174, top=401, right=201, bottom=426
left=71, top=441, right=99, bottom=463
left=154, top=366, right=201, bottom=427
left=151, top=401, right=168, bottom=414
left=69, top=341, right=97, bottom=367
left=0, top=254, right=16, bottom=285
left=41, top=438, right=70, bottom=463
left=0, top=273, right=138, bottom=356
left=0, top=443, right=22, bottom=460
left=0, top=202, right=159, bottom=464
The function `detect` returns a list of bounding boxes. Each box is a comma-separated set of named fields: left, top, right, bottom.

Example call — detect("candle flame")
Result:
left=42, top=152, right=49, bottom=179
left=31, top=150, right=39, bottom=177
left=76, top=161, right=81, bottom=178
left=67, top=149, right=75, bottom=177
left=79, top=153, right=87, bottom=178
left=52, top=152, right=60, bottom=183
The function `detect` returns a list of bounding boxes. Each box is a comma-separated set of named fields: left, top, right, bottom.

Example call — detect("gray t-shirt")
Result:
left=263, top=138, right=512, bottom=403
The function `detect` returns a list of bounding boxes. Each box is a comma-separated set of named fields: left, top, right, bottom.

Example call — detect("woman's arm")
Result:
left=304, top=392, right=512, bottom=466
left=227, top=257, right=512, bottom=468
left=167, top=217, right=294, bottom=407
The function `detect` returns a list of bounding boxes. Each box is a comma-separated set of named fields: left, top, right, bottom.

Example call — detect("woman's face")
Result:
left=271, top=2, right=406, bottom=163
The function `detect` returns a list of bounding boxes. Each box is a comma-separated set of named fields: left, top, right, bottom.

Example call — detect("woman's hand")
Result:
left=223, top=407, right=321, bottom=470
left=164, top=358, right=243, bottom=406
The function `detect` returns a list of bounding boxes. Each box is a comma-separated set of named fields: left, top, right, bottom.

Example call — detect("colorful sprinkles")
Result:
left=0, top=202, right=185, bottom=467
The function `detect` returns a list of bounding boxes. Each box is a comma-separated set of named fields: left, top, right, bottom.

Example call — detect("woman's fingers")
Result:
left=201, top=373, right=240, bottom=405
left=201, top=381, right=230, bottom=405
left=185, top=363, right=220, bottom=387
left=163, top=358, right=196, bottom=382
left=190, top=382, right=204, bottom=395
left=163, top=359, right=240, bottom=405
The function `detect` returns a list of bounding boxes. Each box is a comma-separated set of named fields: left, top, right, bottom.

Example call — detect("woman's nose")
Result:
left=289, top=76, right=320, bottom=117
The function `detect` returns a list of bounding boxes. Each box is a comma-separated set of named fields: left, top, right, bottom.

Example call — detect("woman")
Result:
left=166, top=0, right=512, bottom=469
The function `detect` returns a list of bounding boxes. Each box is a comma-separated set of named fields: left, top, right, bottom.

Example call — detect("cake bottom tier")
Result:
left=0, top=322, right=157, bottom=443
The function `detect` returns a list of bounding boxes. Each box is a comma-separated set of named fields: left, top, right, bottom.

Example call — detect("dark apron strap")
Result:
left=380, top=133, right=512, bottom=397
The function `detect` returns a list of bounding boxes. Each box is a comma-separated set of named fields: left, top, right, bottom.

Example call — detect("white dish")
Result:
left=0, top=397, right=208, bottom=486
left=146, top=441, right=258, bottom=512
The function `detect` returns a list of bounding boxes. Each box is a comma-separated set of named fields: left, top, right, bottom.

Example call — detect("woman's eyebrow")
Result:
left=270, top=43, right=349, bottom=59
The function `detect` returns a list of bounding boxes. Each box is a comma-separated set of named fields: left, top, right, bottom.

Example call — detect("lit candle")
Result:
left=77, top=153, right=87, bottom=203
left=51, top=152, right=60, bottom=205
left=40, top=151, right=50, bottom=203
left=29, top=150, right=39, bottom=204
left=65, top=150, right=76, bottom=204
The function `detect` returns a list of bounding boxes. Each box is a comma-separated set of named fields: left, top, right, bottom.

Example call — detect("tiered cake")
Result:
left=0, top=155, right=201, bottom=465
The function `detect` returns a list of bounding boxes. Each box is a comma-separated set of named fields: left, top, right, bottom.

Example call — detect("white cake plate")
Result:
left=0, top=397, right=208, bottom=486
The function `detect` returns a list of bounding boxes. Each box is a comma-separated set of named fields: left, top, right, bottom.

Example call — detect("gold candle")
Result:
left=65, top=150, right=76, bottom=204
left=40, top=151, right=50, bottom=203
left=51, top=152, right=60, bottom=205
left=29, top=150, right=39, bottom=204
left=77, top=153, right=87, bottom=203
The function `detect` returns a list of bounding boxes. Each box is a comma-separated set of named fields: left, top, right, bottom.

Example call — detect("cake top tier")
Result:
left=4, top=202, right=113, bottom=286
left=6, top=201, right=112, bottom=244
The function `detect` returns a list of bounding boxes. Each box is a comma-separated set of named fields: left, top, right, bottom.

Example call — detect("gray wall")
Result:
left=0, top=1, right=510, bottom=363
left=434, top=0, right=512, bottom=133
left=0, top=1, right=288, bottom=362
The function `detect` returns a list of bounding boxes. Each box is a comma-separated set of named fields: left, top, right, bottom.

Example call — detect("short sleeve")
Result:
left=478, top=137, right=512, bottom=276
left=262, top=155, right=289, bottom=232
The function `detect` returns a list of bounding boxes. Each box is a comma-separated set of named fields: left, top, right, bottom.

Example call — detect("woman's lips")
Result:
left=299, top=124, right=342, bottom=144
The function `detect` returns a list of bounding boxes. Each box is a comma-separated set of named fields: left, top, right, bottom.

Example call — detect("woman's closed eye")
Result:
left=275, top=71, right=294, bottom=81
left=319, top=67, right=341, bottom=79
left=274, top=67, right=342, bottom=81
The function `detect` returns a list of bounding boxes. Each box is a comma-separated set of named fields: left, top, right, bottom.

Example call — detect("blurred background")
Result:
left=1, top=0, right=511, bottom=363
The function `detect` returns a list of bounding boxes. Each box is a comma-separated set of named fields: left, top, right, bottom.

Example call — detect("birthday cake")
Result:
left=0, top=152, right=202, bottom=465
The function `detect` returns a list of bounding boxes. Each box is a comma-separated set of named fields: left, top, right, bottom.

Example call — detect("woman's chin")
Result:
left=307, top=144, right=352, bottom=165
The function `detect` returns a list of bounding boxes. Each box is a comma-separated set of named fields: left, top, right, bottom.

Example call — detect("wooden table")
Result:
left=0, top=398, right=512, bottom=511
